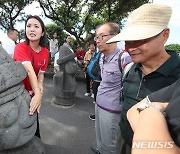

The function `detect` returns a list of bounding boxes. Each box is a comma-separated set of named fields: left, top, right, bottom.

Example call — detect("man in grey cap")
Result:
left=107, top=3, right=180, bottom=154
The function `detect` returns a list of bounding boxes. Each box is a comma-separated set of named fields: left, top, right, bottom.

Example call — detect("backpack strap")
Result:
left=118, top=51, right=124, bottom=73
left=120, top=62, right=134, bottom=102
left=92, top=51, right=96, bottom=57
left=97, top=52, right=101, bottom=59
left=118, top=51, right=134, bottom=78
left=122, top=62, right=134, bottom=81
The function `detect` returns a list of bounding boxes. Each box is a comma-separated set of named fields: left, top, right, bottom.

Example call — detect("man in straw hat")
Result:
left=107, top=3, right=180, bottom=154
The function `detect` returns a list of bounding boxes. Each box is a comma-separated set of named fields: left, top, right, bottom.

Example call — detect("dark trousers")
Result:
left=85, top=73, right=91, bottom=93
left=116, top=126, right=131, bottom=154
left=92, top=81, right=100, bottom=102
left=35, top=113, right=41, bottom=138
left=30, top=94, right=41, bottom=138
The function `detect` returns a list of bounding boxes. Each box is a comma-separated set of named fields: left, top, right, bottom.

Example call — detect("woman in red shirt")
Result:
left=14, top=15, right=49, bottom=138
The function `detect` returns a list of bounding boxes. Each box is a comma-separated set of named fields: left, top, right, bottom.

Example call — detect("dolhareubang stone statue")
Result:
left=0, top=46, right=45, bottom=154
left=53, top=45, right=77, bottom=106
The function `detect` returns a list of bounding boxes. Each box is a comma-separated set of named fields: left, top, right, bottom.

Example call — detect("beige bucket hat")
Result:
left=106, top=3, right=172, bottom=43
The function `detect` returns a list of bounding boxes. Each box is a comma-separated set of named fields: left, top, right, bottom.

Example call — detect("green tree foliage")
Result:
left=46, top=24, right=66, bottom=47
left=0, top=0, right=33, bottom=31
left=165, top=44, right=180, bottom=52
left=18, top=29, right=25, bottom=42
left=38, top=0, right=150, bottom=46
left=45, top=24, right=77, bottom=50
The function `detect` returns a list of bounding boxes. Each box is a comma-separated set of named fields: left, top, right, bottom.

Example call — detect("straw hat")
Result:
left=106, top=3, right=172, bottom=43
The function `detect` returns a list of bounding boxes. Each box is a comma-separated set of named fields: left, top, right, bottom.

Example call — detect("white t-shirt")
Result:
left=49, top=39, right=58, bottom=53
left=54, top=52, right=59, bottom=67
left=2, top=37, right=15, bottom=57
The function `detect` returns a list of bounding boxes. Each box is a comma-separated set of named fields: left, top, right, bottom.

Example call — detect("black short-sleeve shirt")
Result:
left=149, top=78, right=180, bottom=147
left=120, top=50, right=180, bottom=146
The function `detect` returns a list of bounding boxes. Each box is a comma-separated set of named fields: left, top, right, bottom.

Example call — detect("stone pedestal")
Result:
left=0, top=137, right=45, bottom=154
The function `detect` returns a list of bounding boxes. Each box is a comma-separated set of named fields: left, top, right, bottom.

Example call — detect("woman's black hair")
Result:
left=25, top=15, right=47, bottom=47
left=65, top=34, right=71, bottom=42
left=51, top=31, right=57, bottom=39
left=89, top=40, right=96, bottom=47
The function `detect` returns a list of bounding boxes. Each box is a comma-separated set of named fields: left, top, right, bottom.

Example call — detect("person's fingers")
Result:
left=37, top=104, right=41, bottom=113
left=29, top=99, right=34, bottom=115
left=29, top=98, right=41, bottom=115
left=29, top=104, right=38, bottom=115
left=29, top=102, right=37, bottom=115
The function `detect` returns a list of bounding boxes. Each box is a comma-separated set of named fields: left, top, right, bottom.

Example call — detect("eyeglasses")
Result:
left=94, top=34, right=115, bottom=41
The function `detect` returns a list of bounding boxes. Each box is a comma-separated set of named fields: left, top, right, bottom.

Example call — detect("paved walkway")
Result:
left=39, top=76, right=96, bottom=154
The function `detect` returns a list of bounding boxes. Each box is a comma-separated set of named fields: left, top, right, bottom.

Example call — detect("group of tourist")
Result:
left=86, top=3, right=180, bottom=154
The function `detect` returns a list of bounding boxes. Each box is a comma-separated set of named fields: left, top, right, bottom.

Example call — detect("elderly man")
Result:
left=2, top=28, right=19, bottom=57
left=107, top=3, right=180, bottom=154
left=91, top=22, right=131, bottom=154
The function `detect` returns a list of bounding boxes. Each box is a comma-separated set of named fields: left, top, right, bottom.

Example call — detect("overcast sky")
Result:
left=153, top=0, right=180, bottom=44
left=0, top=0, right=180, bottom=44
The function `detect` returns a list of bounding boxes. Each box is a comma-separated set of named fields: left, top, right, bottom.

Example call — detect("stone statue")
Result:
left=53, top=45, right=77, bottom=106
left=0, top=46, right=45, bottom=153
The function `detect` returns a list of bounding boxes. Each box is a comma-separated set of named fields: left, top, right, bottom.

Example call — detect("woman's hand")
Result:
left=29, top=89, right=42, bottom=115
left=38, top=84, right=43, bottom=94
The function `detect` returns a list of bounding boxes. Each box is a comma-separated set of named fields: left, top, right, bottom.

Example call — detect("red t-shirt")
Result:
left=75, top=50, right=86, bottom=60
left=14, top=42, right=49, bottom=93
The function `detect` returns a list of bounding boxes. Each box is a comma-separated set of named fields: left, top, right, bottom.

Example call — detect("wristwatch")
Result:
left=137, top=96, right=165, bottom=114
